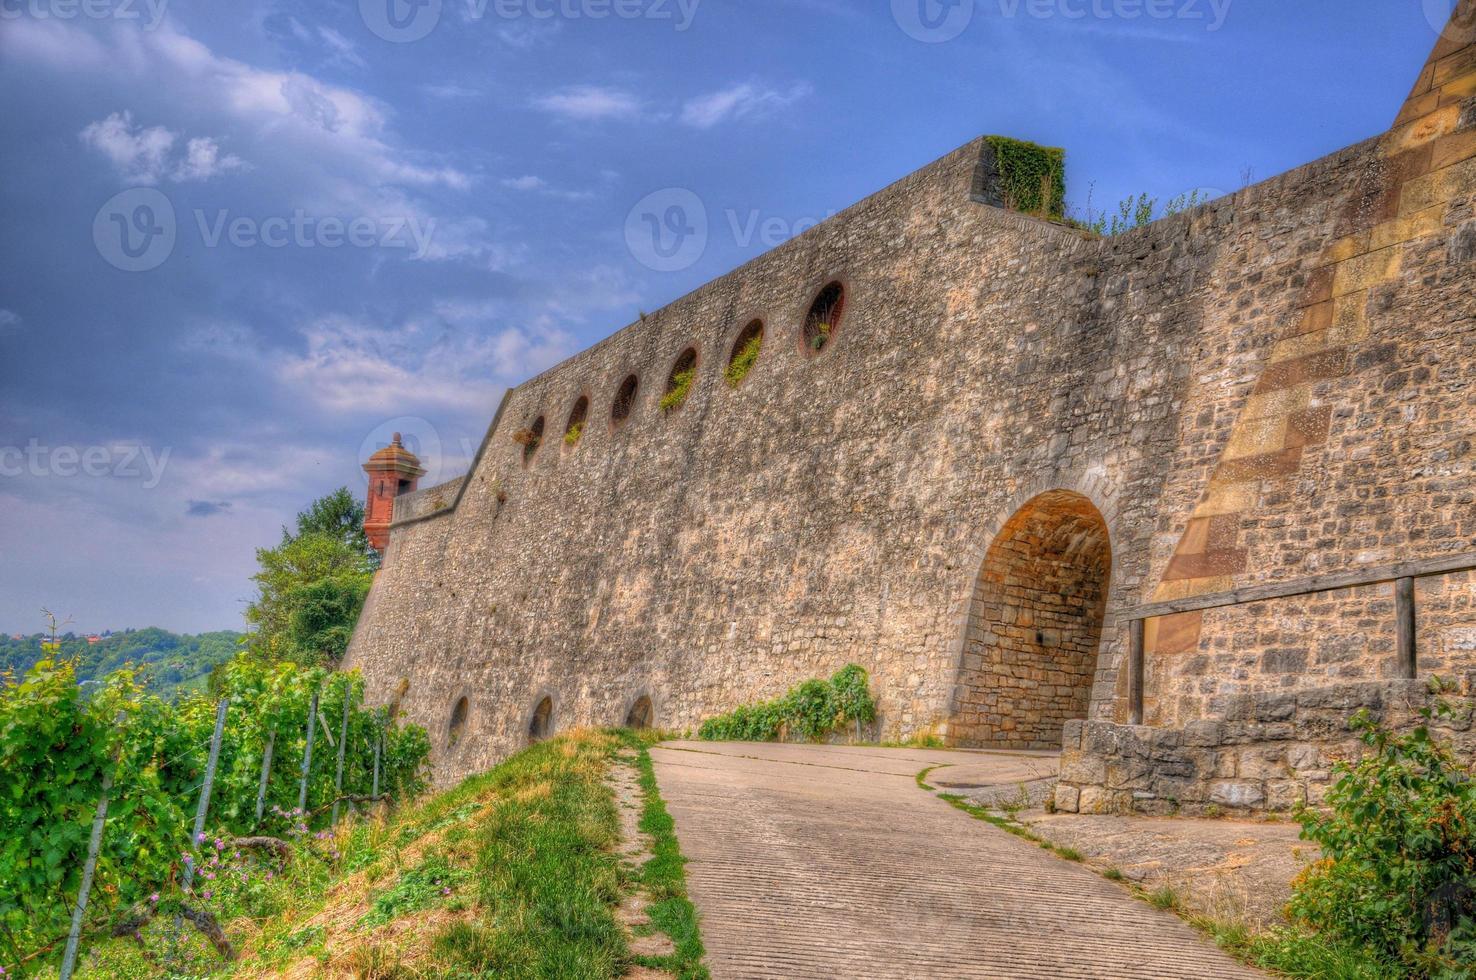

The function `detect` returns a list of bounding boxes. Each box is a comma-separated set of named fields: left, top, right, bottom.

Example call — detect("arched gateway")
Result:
left=951, top=490, right=1111, bottom=749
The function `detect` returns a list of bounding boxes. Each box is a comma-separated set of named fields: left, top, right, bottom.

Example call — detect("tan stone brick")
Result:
left=1432, top=129, right=1476, bottom=172
left=1368, top=206, right=1445, bottom=251
left=1395, top=89, right=1442, bottom=127
left=1192, top=483, right=1258, bottom=520
left=1240, top=386, right=1311, bottom=423
left=1223, top=415, right=1290, bottom=460
left=1322, top=232, right=1368, bottom=265
left=1389, top=103, right=1463, bottom=152
left=1433, top=44, right=1476, bottom=87
left=1332, top=247, right=1401, bottom=296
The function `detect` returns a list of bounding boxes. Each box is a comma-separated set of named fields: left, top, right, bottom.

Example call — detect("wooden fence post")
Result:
left=1128, top=618, right=1145, bottom=726
left=1396, top=576, right=1417, bottom=679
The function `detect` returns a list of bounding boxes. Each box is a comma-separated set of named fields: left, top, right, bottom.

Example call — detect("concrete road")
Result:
left=650, top=741, right=1265, bottom=980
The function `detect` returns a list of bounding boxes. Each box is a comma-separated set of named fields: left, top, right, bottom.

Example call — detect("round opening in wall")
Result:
left=611, top=375, right=639, bottom=427
left=448, top=696, right=469, bottom=747
left=660, top=348, right=698, bottom=414
left=726, top=319, right=764, bottom=387
left=626, top=695, right=654, bottom=730
left=802, top=282, right=845, bottom=354
left=529, top=696, right=554, bottom=743
left=565, top=396, right=589, bottom=448
left=517, top=416, right=545, bottom=465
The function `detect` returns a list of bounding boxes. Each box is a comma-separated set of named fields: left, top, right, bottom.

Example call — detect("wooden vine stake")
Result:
left=331, top=680, right=352, bottom=824
left=298, top=689, right=320, bottom=814
left=59, top=712, right=126, bottom=980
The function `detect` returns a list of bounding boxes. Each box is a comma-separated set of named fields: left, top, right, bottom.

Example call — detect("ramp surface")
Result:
left=651, top=741, right=1265, bottom=980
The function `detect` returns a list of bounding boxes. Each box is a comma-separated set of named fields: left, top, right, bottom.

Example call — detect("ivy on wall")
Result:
left=985, top=136, right=1066, bottom=220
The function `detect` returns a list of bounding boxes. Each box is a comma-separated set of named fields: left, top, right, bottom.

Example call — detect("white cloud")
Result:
left=80, top=111, right=247, bottom=183
left=272, top=314, right=575, bottom=417
left=534, top=86, right=644, bottom=122
left=79, top=111, right=177, bottom=183
left=500, top=175, right=595, bottom=201
left=502, top=175, right=547, bottom=191
left=175, top=136, right=249, bottom=181
left=423, top=83, right=480, bottom=100
left=317, top=26, right=367, bottom=69
left=680, top=81, right=812, bottom=129
left=0, top=309, right=21, bottom=333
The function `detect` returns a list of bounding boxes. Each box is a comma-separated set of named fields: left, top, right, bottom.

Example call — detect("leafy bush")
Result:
left=660, top=368, right=695, bottom=413
left=564, top=421, right=585, bottom=446
left=725, top=333, right=762, bottom=387
left=984, top=135, right=1066, bottom=219
left=1290, top=703, right=1476, bottom=977
left=698, top=665, right=876, bottom=743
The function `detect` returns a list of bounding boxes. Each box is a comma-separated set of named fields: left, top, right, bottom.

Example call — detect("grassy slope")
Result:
left=64, top=729, right=704, bottom=980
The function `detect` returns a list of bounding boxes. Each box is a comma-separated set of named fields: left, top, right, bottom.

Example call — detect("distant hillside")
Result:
left=0, top=626, right=243, bottom=697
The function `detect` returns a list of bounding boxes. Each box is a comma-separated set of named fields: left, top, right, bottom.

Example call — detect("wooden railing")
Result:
left=1123, top=552, right=1476, bottom=725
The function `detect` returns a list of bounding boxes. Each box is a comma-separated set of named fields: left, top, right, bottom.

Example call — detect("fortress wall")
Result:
left=346, top=137, right=1187, bottom=779
left=346, top=21, right=1476, bottom=783
left=1107, top=33, right=1476, bottom=727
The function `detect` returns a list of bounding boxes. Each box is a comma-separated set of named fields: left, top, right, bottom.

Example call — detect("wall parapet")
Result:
left=393, top=476, right=466, bottom=523
left=1055, top=675, right=1476, bottom=817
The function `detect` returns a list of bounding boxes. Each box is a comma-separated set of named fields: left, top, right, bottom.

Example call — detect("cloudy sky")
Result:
left=0, top=0, right=1452, bottom=634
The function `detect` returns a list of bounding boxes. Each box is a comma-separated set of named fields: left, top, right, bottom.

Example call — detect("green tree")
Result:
left=246, top=490, right=377, bottom=666
left=288, top=486, right=378, bottom=570
left=285, top=576, right=373, bottom=665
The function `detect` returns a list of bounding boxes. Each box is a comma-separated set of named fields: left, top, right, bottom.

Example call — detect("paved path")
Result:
left=651, top=741, right=1265, bottom=980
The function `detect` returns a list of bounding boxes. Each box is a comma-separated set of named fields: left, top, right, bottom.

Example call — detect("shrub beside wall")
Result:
left=698, top=665, right=876, bottom=742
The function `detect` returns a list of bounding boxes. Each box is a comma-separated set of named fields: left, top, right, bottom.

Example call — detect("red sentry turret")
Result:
left=362, top=432, right=425, bottom=553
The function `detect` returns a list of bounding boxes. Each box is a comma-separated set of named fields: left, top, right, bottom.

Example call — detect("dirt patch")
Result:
left=1021, top=811, right=1316, bottom=928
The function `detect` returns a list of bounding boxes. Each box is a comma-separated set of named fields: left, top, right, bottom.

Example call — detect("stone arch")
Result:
left=950, top=489, right=1112, bottom=749
left=625, top=695, right=654, bottom=730
left=528, top=695, right=554, bottom=744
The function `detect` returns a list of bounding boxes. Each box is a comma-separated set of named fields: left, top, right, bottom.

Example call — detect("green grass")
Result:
left=423, top=732, right=629, bottom=979
left=51, top=729, right=711, bottom=979
left=359, top=855, right=470, bottom=928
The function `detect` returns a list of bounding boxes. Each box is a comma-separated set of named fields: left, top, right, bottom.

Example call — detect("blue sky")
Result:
left=0, top=0, right=1455, bottom=634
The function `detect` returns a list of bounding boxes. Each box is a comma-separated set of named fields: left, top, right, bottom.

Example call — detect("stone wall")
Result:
left=344, top=12, right=1476, bottom=786
left=1054, top=674, right=1476, bottom=816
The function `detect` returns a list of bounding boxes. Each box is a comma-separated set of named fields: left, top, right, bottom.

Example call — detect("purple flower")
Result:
left=196, top=832, right=207, bottom=844
left=149, top=893, right=159, bottom=903
left=202, top=890, right=212, bottom=900
left=182, top=854, right=193, bottom=864
left=441, top=887, right=451, bottom=896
